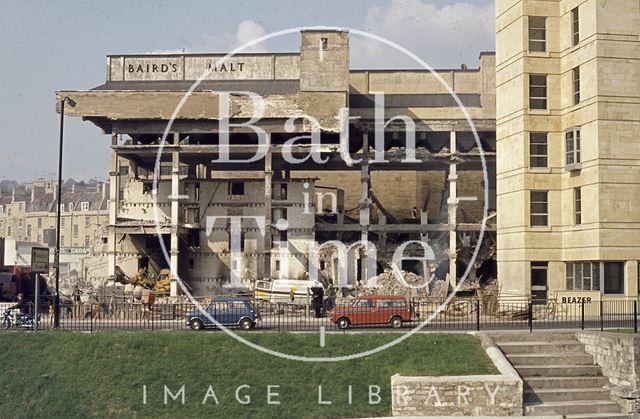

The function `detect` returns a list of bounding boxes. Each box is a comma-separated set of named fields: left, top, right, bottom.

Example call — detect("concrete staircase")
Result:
left=491, top=331, right=630, bottom=419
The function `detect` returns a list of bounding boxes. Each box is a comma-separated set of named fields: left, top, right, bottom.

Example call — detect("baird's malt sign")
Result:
left=108, top=54, right=300, bottom=82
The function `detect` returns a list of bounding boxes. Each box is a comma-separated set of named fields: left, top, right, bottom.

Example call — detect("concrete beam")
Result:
left=100, top=118, right=496, bottom=135
left=108, top=118, right=312, bottom=135
left=314, top=223, right=495, bottom=232
left=55, top=90, right=346, bottom=132
left=112, top=144, right=495, bottom=171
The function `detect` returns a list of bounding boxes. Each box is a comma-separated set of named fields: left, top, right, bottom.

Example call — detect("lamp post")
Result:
left=54, top=96, right=75, bottom=328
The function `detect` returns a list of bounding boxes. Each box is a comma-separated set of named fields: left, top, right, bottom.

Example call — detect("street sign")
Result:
left=31, top=246, right=49, bottom=333
left=31, top=247, right=50, bottom=273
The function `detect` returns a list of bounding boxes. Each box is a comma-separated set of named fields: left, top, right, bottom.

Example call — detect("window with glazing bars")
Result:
left=530, top=190, right=548, bottom=226
left=574, top=187, right=581, bottom=225
left=573, top=66, right=580, bottom=105
left=529, top=16, right=547, bottom=52
left=529, top=74, right=548, bottom=109
left=530, top=132, right=548, bottom=167
left=565, top=127, right=581, bottom=166
left=571, top=7, right=580, bottom=46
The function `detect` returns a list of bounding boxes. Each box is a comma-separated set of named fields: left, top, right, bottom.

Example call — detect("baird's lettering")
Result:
left=128, top=63, right=179, bottom=74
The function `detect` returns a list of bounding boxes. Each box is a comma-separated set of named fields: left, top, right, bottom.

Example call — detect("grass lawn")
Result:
left=0, top=331, right=496, bottom=419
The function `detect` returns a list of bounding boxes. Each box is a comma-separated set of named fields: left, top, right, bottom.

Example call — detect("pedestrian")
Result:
left=310, top=281, right=324, bottom=318
left=72, top=285, right=81, bottom=319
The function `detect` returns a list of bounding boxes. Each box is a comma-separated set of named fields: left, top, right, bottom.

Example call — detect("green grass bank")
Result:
left=0, top=331, right=496, bottom=418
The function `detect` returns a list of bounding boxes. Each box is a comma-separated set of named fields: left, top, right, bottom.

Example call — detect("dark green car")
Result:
left=186, top=296, right=260, bottom=330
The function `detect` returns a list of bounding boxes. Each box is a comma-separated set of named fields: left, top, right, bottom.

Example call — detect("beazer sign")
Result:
left=107, top=54, right=300, bottom=82
left=561, top=296, right=593, bottom=304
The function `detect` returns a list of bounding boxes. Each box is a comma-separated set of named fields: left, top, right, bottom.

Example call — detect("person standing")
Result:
left=310, top=281, right=324, bottom=318
left=72, top=285, right=81, bottom=319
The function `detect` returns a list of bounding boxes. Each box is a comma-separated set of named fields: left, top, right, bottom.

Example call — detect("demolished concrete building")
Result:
left=56, top=29, right=497, bottom=297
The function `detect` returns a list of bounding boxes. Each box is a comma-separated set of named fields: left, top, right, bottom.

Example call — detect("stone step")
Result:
left=507, top=352, right=594, bottom=366
left=524, top=387, right=612, bottom=403
left=562, top=414, right=631, bottom=419
left=516, top=364, right=603, bottom=377
left=525, top=400, right=621, bottom=416
left=489, top=331, right=577, bottom=342
left=524, top=376, right=610, bottom=390
left=497, top=341, right=585, bottom=354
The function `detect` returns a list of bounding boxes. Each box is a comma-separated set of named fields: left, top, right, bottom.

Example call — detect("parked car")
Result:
left=330, top=295, right=413, bottom=329
left=186, top=297, right=260, bottom=331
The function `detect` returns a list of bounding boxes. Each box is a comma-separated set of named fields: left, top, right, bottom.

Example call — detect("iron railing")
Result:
left=4, top=297, right=635, bottom=333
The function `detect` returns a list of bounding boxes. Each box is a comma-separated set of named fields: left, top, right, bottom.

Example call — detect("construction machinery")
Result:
left=113, top=266, right=171, bottom=294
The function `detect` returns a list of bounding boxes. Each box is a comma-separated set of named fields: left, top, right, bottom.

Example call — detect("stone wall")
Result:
left=577, top=331, right=640, bottom=415
left=390, top=333, right=523, bottom=416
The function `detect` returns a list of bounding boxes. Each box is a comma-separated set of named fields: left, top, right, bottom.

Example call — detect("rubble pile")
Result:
left=450, top=276, right=500, bottom=315
left=478, top=277, right=499, bottom=313
left=430, top=279, right=449, bottom=299
left=365, top=265, right=431, bottom=298
left=44, top=270, right=97, bottom=302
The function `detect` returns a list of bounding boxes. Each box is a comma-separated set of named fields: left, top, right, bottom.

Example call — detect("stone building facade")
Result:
left=0, top=179, right=109, bottom=274
left=496, top=0, right=640, bottom=302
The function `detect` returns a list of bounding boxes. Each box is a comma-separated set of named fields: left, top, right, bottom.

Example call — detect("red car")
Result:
left=331, top=295, right=413, bottom=329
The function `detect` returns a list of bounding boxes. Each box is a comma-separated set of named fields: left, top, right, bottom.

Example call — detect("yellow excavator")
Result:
left=152, top=269, right=172, bottom=294
left=113, top=266, right=172, bottom=294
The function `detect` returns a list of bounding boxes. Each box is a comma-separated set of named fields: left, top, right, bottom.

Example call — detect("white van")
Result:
left=255, top=279, right=319, bottom=305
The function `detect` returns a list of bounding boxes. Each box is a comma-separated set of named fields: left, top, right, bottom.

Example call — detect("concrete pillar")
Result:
left=626, top=261, right=638, bottom=297
left=420, top=210, right=429, bottom=280
left=336, top=189, right=345, bottom=224
left=359, top=131, right=371, bottom=284
left=263, top=135, right=272, bottom=282
left=129, top=159, right=138, bottom=180
left=378, top=214, right=387, bottom=247
left=170, top=132, right=180, bottom=296
left=420, top=210, right=429, bottom=242
left=107, top=135, right=119, bottom=277
left=448, top=131, right=458, bottom=288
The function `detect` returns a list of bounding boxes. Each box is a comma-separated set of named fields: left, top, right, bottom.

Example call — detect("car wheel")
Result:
left=189, top=318, right=204, bottom=331
left=239, top=318, right=254, bottom=330
left=336, top=317, right=350, bottom=330
left=390, top=316, right=403, bottom=329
